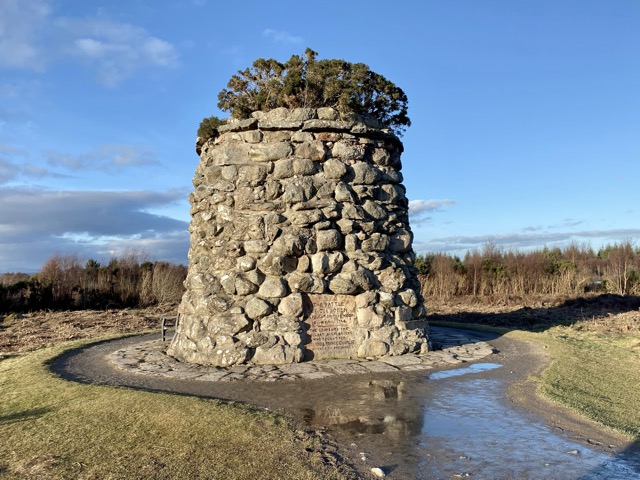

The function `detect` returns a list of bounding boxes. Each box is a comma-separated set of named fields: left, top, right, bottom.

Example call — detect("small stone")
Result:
left=378, top=267, right=407, bottom=292
left=334, top=182, right=354, bottom=202
left=316, top=107, right=338, bottom=120
left=241, top=130, right=262, bottom=143
left=294, top=141, right=326, bottom=161
left=356, top=291, right=377, bottom=308
left=351, top=162, right=380, bottom=184
left=371, top=467, right=386, bottom=478
left=287, top=272, right=326, bottom=294
left=236, top=255, right=256, bottom=272
left=361, top=233, right=390, bottom=253
left=249, top=142, right=292, bottom=162
left=329, top=274, right=358, bottom=295
left=293, top=158, right=317, bottom=176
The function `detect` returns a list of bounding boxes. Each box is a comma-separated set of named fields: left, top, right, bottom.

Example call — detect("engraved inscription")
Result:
left=304, top=295, right=357, bottom=360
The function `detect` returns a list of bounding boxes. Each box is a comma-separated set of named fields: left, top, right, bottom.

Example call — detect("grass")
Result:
left=0, top=337, right=349, bottom=479
left=528, top=326, right=640, bottom=438
left=432, top=318, right=640, bottom=439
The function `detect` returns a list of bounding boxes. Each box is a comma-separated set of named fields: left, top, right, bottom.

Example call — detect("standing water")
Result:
left=299, top=362, right=640, bottom=479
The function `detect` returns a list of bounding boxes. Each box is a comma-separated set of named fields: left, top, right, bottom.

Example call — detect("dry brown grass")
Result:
left=426, top=293, right=640, bottom=332
left=0, top=305, right=175, bottom=355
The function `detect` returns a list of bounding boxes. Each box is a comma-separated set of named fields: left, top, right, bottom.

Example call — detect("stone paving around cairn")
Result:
left=109, top=330, right=498, bottom=382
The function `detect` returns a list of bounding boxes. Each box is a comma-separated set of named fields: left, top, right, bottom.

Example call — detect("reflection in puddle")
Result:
left=302, top=379, right=423, bottom=438
left=429, top=362, right=502, bottom=380
left=295, top=365, right=640, bottom=479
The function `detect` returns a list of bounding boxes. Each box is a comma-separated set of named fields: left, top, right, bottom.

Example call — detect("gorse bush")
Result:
left=197, top=115, right=225, bottom=140
left=201, top=48, right=410, bottom=138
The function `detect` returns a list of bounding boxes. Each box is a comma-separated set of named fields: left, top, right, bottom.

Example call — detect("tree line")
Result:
left=2, top=241, right=638, bottom=312
left=0, top=252, right=187, bottom=312
left=417, top=241, right=640, bottom=300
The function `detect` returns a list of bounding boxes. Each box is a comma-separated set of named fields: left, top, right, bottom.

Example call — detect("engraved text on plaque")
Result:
left=304, top=294, right=357, bottom=360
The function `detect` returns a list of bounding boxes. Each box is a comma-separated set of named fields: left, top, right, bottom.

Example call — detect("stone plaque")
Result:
left=303, top=294, right=357, bottom=360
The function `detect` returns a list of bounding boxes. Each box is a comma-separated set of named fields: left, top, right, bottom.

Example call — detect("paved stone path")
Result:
left=109, top=328, right=498, bottom=382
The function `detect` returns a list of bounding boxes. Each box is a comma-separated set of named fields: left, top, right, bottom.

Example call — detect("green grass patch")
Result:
left=0, top=338, right=347, bottom=479
left=528, top=326, right=640, bottom=439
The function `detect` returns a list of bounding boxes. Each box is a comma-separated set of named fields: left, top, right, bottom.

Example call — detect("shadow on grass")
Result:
left=0, top=353, right=20, bottom=362
left=427, top=293, right=640, bottom=333
left=0, top=407, right=52, bottom=426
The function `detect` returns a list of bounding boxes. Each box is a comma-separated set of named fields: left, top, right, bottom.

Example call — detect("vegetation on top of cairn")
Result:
left=199, top=48, right=411, bottom=140
left=197, top=115, right=226, bottom=140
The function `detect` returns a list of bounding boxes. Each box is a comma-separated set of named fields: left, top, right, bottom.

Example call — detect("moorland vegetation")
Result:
left=417, top=240, right=640, bottom=300
left=0, top=252, right=186, bottom=312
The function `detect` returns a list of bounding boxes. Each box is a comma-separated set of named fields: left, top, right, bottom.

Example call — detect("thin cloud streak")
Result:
left=0, top=158, right=67, bottom=184
left=415, top=228, right=640, bottom=255
left=409, top=199, right=455, bottom=225
left=263, top=28, right=303, bottom=45
left=409, top=199, right=456, bottom=214
left=46, top=144, right=158, bottom=172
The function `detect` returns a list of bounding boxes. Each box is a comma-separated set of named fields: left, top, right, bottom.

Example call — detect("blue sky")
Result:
left=1, top=0, right=638, bottom=272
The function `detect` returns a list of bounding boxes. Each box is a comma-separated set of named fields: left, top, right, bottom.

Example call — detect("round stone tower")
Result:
left=167, top=107, right=429, bottom=366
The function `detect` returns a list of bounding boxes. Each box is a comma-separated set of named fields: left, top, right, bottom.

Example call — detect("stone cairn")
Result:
left=167, top=107, right=429, bottom=366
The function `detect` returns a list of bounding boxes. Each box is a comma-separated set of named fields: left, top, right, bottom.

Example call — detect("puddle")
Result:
left=294, top=365, right=640, bottom=479
left=429, top=362, right=502, bottom=380
left=418, top=378, right=639, bottom=479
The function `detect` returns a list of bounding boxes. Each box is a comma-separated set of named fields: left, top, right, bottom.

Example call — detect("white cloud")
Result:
left=263, top=28, right=303, bottom=45
left=0, top=0, right=51, bottom=69
left=0, top=0, right=179, bottom=86
left=409, top=199, right=456, bottom=215
left=408, top=199, right=455, bottom=224
left=62, top=17, right=179, bottom=86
